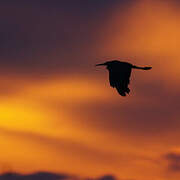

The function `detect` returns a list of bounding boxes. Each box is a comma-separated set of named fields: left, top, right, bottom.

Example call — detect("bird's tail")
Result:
left=132, top=65, right=152, bottom=70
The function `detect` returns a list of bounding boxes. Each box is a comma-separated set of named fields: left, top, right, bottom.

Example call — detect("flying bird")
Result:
left=96, top=60, right=152, bottom=96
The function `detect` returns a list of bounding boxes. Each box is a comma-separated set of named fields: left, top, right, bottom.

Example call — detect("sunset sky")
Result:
left=0, top=0, right=180, bottom=180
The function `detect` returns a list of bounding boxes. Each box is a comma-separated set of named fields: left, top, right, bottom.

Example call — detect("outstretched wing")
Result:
left=108, top=66, right=132, bottom=96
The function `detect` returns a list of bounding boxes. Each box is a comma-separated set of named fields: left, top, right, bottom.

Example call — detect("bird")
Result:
left=95, top=60, right=152, bottom=96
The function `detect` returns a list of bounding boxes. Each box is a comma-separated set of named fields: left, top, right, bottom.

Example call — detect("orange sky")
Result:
left=0, top=1, right=180, bottom=180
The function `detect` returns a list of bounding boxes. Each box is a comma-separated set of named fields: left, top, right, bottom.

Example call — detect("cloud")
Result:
left=97, top=175, right=116, bottom=180
left=95, top=175, right=135, bottom=180
left=0, top=172, right=133, bottom=180
left=0, top=172, right=68, bottom=180
left=164, top=151, right=180, bottom=172
left=0, top=126, right=123, bottom=174
left=0, top=0, right=131, bottom=74
left=60, top=81, right=180, bottom=137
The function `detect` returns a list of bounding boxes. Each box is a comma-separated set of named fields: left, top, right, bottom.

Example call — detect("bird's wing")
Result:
left=108, top=68, right=132, bottom=96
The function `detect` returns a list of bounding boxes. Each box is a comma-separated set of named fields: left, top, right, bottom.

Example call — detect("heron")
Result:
left=96, top=60, right=152, bottom=96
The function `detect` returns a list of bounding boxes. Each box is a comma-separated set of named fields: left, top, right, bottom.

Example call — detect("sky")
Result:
left=0, top=0, right=180, bottom=180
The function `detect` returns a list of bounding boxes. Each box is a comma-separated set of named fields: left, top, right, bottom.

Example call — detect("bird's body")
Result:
left=96, top=60, right=152, bottom=96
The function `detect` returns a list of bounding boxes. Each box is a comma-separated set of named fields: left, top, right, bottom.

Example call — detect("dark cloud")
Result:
left=95, top=175, right=134, bottom=180
left=86, top=175, right=116, bottom=180
left=0, top=172, right=133, bottom=180
left=97, top=175, right=116, bottom=180
left=0, top=0, right=133, bottom=74
left=164, top=152, right=180, bottom=172
left=0, top=172, right=67, bottom=180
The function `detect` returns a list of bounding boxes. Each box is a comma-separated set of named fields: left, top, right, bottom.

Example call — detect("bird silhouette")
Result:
left=96, top=60, right=152, bottom=96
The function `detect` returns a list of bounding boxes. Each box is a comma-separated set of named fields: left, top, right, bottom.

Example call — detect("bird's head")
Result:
left=95, top=60, right=119, bottom=69
left=95, top=62, right=108, bottom=67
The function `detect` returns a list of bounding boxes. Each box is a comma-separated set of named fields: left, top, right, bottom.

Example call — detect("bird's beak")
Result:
left=95, top=63, right=106, bottom=66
